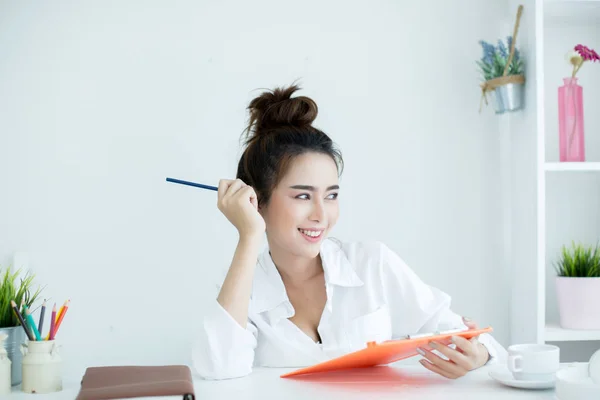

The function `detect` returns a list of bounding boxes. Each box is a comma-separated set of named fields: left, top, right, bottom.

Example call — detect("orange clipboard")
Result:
left=280, top=326, right=493, bottom=378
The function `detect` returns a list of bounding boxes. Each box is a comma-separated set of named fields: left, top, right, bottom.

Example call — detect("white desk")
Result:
left=8, top=364, right=558, bottom=399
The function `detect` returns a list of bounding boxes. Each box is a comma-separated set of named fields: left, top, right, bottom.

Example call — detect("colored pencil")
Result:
left=24, top=307, right=41, bottom=341
left=48, top=303, right=57, bottom=341
left=38, top=300, right=46, bottom=338
left=45, top=300, right=64, bottom=340
left=51, top=300, right=70, bottom=339
left=166, top=177, right=218, bottom=191
left=11, top=300, right=34, bottom=341
left=57, top=300, right=66, bottom=320
left=46, top=300, right=64, bottom=340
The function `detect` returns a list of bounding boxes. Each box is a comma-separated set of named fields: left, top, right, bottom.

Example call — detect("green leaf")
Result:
left=0, top=265, right=44, bottom=328
left=554, top=241, right=600, bottom=277
left=476, top=61, right=494, bottom=81
left=476, top=40, right=524, bottom=80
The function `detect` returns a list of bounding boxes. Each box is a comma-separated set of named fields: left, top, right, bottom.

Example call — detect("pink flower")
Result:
left=575, top=44, right=600, bottom=62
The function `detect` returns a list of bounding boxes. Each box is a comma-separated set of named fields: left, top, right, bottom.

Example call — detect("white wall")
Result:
left=506, top=0, right=542, bottom=347
left=0, top=0, right=511, bottom=379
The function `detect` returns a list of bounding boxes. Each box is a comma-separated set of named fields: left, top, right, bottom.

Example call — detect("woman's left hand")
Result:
left=417, top=318, right=490, bottom=379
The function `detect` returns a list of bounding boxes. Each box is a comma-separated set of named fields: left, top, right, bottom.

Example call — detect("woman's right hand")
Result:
left=217, top=179, right=265, bottom=238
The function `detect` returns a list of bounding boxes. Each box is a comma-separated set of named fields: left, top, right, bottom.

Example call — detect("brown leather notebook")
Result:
left=76, top=365, right=195, bottom=400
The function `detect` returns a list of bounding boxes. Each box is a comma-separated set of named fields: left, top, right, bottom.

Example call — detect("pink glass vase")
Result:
left=558, top=77, right=585, bottom=162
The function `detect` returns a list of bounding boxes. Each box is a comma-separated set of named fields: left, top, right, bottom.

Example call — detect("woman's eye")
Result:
left=295, top=193, right=338, bottom=200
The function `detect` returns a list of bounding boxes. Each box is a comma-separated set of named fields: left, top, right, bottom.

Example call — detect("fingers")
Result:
left=462, top=316, right=479, bottom=329
left=248, top=189, right=258, bottom=209
left=217, top=179, right=232, bottom=210
left=217, top=179, right=232, bottom=198
left=217, top=179, right=259, bottom=210
left=416, top=319, right=485, bottom=378
left=223, top=179, right=247, bottom=201
left=419, top=359, right=458, bottom=379
left=417, top=346, right=469, bottom=378
left=235, top=186, right=259, bottom=209
left=451, top=335, right=477, bottom=357
left=217, top=179, right=245, bottom=207
left=461, top=316, right=481, bottom=346
left=427, top=342, right=475, bottom=371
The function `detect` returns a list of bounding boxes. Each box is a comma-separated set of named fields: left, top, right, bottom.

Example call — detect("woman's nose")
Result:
left=309, top=199, right=326, bottom=223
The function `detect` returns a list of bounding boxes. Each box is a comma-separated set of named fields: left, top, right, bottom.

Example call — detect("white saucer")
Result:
left=489, top=367, right=555, bottom=390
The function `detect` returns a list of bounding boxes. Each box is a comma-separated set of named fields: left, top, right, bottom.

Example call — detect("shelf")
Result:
left=546, top=323, right=600, bottom=341
left=545, top=162, right=600, bottom=171
left=544, top=0, right=600, bottom=21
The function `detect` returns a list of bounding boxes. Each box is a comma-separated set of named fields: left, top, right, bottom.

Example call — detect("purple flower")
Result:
left=506, top=36, right=521, bottom=61
left=479, top=40, right=495, bottom=65
left=569, top=44, right=599, bottom=78
left=497, top=39, right=508, bottom=58
left=575, top=44, right=600, bottom=62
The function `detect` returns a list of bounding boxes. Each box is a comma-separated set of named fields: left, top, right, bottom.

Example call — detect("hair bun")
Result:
left=245, top=84, right=318, bottom=137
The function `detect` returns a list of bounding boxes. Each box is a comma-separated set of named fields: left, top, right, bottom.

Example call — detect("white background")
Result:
left=0, top=0, right=518, bottom=379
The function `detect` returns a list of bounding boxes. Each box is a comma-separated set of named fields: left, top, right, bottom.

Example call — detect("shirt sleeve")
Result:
left=377, top=242, right=507, bottom=365
left=192, top=299, right=258, bottom=380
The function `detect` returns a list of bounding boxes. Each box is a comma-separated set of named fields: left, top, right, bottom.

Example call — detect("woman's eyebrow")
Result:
left=289, top=185, right=340, bottom=191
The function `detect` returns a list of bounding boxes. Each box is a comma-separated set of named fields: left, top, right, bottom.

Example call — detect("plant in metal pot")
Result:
left=478, top=5, right=526, bottom=114
left=0, top=266, right=44, bottom=385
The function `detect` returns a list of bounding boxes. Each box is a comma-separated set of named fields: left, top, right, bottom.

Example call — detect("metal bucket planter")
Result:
left=0, top=326, right=26, bottom=386
left=481, top=74, right=526, bottom=114
left=479, top=6, right=525, bottom=115
left=493, top=80, right=525, bottom=114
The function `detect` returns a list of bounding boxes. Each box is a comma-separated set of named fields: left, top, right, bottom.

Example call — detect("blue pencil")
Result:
left=24, top=307, right=41, bottom=341
left=166, top=178, right=218, bottom=191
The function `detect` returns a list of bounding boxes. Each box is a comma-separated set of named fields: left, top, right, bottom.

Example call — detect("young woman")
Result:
left=192, top=84, right=507, bottom=380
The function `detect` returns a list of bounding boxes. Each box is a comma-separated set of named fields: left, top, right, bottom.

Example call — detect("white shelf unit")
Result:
left=508, top=0, right=600, bottom=358
left=541, top=0, right=600, bottom=348
left=546, top=323, right=600, bottom=342
left=545, top=162, right=600, bottom=171
left=544, top=0, right=600, bottom=21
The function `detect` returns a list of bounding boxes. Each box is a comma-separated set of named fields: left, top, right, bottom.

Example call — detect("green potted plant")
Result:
left=477, top=5, right=526, bottom=114
left=0, top=266, right=43, bottom=386
left=554, top=241, right=600, bottom=330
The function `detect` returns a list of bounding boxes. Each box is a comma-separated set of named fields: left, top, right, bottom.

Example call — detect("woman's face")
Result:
left=260, top=152, right=340, bottom=260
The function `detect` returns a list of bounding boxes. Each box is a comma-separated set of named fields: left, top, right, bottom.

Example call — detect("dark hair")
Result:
left=236, top=84, right=343, bottom=207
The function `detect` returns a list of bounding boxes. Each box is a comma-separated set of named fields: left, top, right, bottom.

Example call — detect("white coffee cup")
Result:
left=589, top=348, right=600, bottom=384
left=507, top=344, right=560, bottom=381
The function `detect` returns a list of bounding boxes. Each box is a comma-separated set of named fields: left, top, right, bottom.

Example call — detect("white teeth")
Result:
left=299, top=229, right=322, bottom=238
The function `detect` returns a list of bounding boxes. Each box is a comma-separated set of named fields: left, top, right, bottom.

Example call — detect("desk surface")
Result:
left=8, top=364, right=559, bottom=400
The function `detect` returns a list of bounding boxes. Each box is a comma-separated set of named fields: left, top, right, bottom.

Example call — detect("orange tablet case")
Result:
left=280, top=326, right=493, bottom=378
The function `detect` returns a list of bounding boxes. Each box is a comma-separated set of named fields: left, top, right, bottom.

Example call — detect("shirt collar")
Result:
left=250, top=238, right=364, bottom=315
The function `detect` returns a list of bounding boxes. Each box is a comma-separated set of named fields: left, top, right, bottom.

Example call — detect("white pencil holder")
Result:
left=20, top=340, right=62, bottom=394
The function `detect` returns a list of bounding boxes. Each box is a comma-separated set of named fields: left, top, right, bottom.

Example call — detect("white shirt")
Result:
left=192, top=239, right=507, bottom=380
